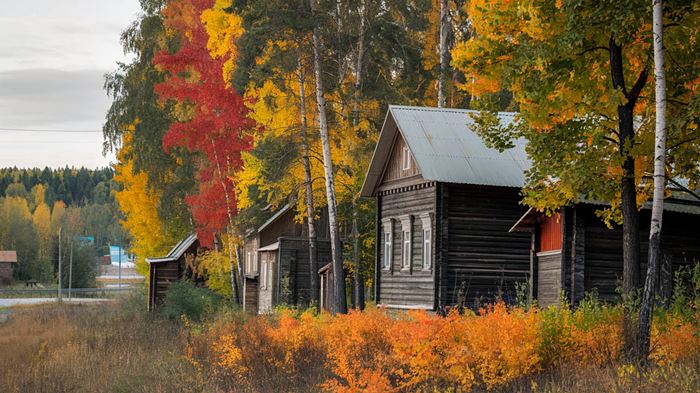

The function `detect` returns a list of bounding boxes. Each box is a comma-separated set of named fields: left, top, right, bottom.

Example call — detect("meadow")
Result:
left=0, top=283, right=699, bottom=393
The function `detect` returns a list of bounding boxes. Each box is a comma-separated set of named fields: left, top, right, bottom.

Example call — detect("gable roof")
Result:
left=0, top=251, right=17, bottom=263
left=360, top=105, right=529, bottom=197
left=258, top=204, right=292, bottom=233
left=146, top=233, right=197, bottom=264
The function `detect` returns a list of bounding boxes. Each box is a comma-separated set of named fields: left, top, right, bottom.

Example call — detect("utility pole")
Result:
left=58, top=227, right=62, bottom=301
left=68, top=241, right=73, bottom=301
left=118, top=238, right=122, bottom=289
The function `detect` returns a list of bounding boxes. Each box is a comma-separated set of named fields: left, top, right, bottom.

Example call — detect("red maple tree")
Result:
left=153, top=0, right=253, bottom=246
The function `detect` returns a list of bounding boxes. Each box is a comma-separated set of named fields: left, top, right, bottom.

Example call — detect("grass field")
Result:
left=0, top=291, right=698, bottom=393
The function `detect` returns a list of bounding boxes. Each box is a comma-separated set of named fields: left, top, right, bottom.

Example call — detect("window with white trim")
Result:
left=381, top=218, right=393, bottom=270
left=420, top=213, right=432, bottom=270
left=399, top=215, right=412, bottom=270
left=266, top=258, right=273, bottom=288
left=246, top=251, right=252, bottom=274
left=402, top=144, right=412, bottom=170
left=260, top=258, right=267, bottom=289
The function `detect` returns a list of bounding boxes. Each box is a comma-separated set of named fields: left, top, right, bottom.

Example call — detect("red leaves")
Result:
left=154, top=0, right=252, bottom=246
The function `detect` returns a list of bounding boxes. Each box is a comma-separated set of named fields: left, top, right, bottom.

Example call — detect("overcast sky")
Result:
left=0, top=0, right=142, bottom=168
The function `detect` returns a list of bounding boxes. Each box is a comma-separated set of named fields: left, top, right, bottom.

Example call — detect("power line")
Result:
left=0, top=127, right=102, bottom=133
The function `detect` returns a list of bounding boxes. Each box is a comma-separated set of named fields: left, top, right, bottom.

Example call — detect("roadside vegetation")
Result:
left=1, top=268, right=699, bottom=393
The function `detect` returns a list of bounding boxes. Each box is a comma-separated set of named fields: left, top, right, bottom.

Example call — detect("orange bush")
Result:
left=189, top=303, right=699, bottom=392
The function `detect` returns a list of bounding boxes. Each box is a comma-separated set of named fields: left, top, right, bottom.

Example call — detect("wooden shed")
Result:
left=360, top=105, right=532, bottom=310
left=146, top=233, right=200, bottom=310
left=511, top=196, right=700, bottom=306
left=242, top=204, right=332, bottom=314
left=0, top=250, right=18, bottom=285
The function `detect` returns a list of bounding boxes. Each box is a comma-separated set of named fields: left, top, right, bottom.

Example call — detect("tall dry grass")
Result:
left=0, top=295, right=208, bottom=393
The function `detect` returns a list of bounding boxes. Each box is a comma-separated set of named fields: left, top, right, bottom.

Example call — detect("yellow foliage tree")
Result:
left=114, top=122, right=174, bottom=276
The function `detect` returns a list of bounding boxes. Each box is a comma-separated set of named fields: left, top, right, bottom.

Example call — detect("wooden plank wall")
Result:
left=444, top=184, right=531, bottom=307
left=244, top=277, right=259, bottom=314
left=379, top=184, right=436, bottom=308
left=583, top=205, right=700, bottom=301
left=153, top=259, right=180, bottom=306
left=537, top=252, right=562, bottom=306
left=277, top=237, right=332, bottom=306
left=382, top=133, right=420, bottom=183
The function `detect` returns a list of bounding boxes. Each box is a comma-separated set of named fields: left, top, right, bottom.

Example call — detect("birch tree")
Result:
left=297, top=59, right=321, bottom=309
left=437, top=0, right=448, bottom=108
left=311, top=0, right=347, bottom=314
left=637, top=0, right=667, bottom=361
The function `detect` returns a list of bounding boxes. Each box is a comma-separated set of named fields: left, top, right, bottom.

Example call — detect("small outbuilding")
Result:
left=0, top=250, right=18, bottom=285
left=242, top=204, right=333, bottom=314
left=146, top=234, right=200, bottom=310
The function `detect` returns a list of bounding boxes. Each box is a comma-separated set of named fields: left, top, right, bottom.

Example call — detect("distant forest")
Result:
left=0, top=167, right=129, bottom=284
left=0, top=167, right=116, bottom=206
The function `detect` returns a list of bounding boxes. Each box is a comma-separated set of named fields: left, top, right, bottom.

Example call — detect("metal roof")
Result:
left=360, top=105, right=529, bottom=197
left=257, top=242, right=279, bottom=252
left=146, top=233, right=197, bottom=264
left=510, top=198, right=700, bottom=232
left=0, top=250, right=17, bottom=263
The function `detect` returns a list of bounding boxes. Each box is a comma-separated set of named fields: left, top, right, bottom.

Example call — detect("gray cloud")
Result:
left=0, top=68, right=110, bottom=128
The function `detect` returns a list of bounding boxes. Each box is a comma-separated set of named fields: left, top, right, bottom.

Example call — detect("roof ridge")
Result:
left=388, top=105, right=518, bottom=117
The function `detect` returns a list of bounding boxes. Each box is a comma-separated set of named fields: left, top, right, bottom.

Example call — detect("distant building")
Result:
left=146, top=234, right=201, bottom=310
left=0, top=250, right=18, bottom=284
left=242, top=204, right=333, bottom=314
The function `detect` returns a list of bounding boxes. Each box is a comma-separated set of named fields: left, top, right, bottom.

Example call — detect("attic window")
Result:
left=402, top=144, right=412, bottom=170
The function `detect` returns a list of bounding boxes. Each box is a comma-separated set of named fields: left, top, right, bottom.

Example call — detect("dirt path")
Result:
left=0, top=298, right=115, bottom=308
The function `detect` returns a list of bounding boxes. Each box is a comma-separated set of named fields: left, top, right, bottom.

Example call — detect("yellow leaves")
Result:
left=114, top=121, right=173, bottom=275
left=201, top=0, right=244, bottom=86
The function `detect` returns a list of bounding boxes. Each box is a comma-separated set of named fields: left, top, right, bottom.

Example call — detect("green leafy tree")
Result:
left=451, top=0, right=700, bottom=299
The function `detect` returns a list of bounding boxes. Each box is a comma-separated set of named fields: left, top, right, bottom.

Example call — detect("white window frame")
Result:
left=246, top=251, right=252, bottom=274
left=266, top=257, right=273, bottom=289
left=381, top=218, right=393, bottom=270
left=420, top=213, right=432, bottom=270
left=399, top=215, right=412, bottom=271
left=402, top=144, right=412, bottom=170
left=260, top=256, right=267, bottom=289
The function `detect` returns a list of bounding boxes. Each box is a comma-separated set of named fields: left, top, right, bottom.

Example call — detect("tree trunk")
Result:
left=350, top=0, right=366, bottom=310
left=638, top=0, right=667, bottom=361
left=210, top=139, right=241, bottom=306
left=437, top=0, right=448, bottom=108
left=609, top=34, right=646, bottom=295
left=310, top=0, right=347, bottom=314
left=297, top=59, right=320, bottom=310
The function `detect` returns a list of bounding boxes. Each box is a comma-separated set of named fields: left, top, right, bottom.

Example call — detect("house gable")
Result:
left=378, top=132, right=424, bottom=190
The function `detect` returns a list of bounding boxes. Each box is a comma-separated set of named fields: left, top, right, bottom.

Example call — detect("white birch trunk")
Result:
left=437, top=0, right=448, bottom=108
left=210, top=138, right=241, bottom=306
left=311, top=0, right=347, bottom=314
left=297, top=58, right=320, bottom=309
left=637, top=0, right=667, bottom=360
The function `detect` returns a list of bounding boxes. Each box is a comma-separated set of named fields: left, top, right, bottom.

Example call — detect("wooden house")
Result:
left=0, top=250, right=17, bottom=285
left=242, top=204, right=332, bottom=314
left=510, top=195, right=700, bottom=306
left=360, top=105, right=532, bottom=310
left=146, top=233, right=200, bottom=310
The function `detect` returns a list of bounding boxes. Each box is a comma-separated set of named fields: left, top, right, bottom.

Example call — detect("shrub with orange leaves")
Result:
left=186, top=300, right=699, bottom=392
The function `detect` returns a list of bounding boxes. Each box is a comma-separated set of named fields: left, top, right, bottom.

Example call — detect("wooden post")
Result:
left=571, top=208, right=586, bottom=304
